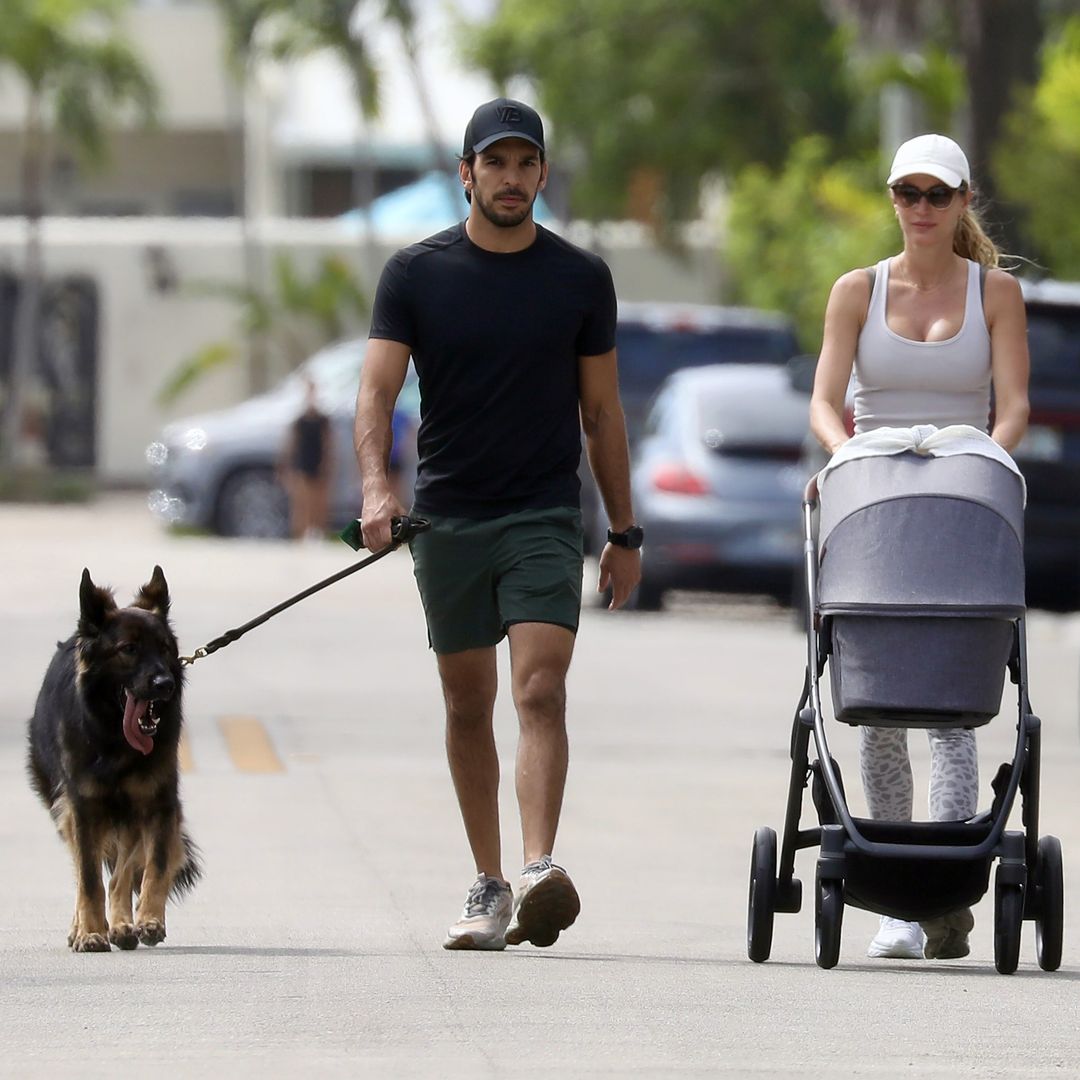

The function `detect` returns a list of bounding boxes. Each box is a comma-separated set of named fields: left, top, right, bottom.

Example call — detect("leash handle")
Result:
left=339, top=514, right=430, bottom=552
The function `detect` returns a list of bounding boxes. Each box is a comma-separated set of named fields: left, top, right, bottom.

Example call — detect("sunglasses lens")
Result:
left=891, top=184, right=959, bottom=209
left=893, top=185, right=920, bottom=207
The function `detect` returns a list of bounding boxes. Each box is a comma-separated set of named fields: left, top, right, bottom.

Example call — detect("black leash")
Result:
left=180, top=515, right=430, bottom=667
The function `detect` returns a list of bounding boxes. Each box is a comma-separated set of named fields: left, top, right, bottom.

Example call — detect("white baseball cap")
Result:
left=887, top=133, right=970, bottom=189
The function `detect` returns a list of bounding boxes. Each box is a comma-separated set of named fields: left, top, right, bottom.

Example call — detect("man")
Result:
left=354, top=98, right=642, bottom=951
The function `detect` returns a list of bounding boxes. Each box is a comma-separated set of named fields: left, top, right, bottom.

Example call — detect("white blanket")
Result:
left=819, top=424, right=1026, bottom=504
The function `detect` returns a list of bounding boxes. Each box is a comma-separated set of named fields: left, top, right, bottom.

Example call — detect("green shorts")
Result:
left=409, top=506, right=584, bottom=654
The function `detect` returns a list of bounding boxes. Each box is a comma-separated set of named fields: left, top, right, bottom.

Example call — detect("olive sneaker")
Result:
left=921, top=907, right=975, bottom=960
left=504, top=855, right=580, bottom=948
left=443, top=874, right=512, bottom=951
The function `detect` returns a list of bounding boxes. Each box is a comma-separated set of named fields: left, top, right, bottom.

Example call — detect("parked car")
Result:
left=1015, top=278, right=1080, bottom=609
left=151, top=339, right=419, bottom=538
left=582, top=302, right=800, bottom=551
left=627, top=364, right=810, bottom=610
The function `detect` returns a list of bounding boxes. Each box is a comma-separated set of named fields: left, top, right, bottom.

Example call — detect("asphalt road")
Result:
left=2, top=494, right=1079, bottom=1078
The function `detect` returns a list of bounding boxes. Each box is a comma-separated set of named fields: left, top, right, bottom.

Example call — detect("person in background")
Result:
left=809, top=133, right=1030, bottom=961
left=354, top=98, right=642, bottom=952
left=279, top=375, right=332, bottom=541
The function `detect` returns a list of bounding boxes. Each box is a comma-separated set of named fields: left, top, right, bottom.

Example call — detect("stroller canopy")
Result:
left=817, top=452, right=1025, bottom=617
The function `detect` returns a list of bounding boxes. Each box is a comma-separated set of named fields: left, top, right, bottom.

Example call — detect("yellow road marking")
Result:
left=218, top=716, right=284, bottom=774
left=178, top=731, right=194, bottom=773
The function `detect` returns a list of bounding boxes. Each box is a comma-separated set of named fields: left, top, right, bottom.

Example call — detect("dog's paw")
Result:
left=109, top=923, right=139, bottom=950
left=70, top=932, right=111, bottom=953
left=136, top=919, right=166, bottom=946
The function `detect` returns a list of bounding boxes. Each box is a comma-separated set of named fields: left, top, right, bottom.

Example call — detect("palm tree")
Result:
left=212, top=0, right=289, bottom=394
left=0, top=0, right=158, bottom=470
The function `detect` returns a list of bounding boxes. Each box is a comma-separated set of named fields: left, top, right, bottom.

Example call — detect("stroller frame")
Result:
left=748, top=485, right=1064, bottom=974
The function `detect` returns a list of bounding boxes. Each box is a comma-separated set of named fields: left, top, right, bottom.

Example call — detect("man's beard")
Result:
left=474, top=186, right=537, bottom=228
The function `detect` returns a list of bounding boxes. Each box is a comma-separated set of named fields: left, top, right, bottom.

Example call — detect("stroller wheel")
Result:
left=994, top=874, right=1024, bottom=975
left=814, top=872, right=843, bottom=970
left=1035, top=835, right=1064, bottom=972
left=747, top=827, right=777, bottom=963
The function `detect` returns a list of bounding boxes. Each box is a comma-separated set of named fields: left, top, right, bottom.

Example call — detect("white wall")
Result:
left=0, top=216, right=725, bottom=483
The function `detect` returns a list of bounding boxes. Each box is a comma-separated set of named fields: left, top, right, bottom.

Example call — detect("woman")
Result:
left=809, top=133, right=1030, bottom=961
left=279, top=375, right=332, bottom=540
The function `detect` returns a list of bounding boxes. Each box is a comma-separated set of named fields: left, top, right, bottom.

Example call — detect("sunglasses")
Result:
left=890, top=182, right=966, bottom=210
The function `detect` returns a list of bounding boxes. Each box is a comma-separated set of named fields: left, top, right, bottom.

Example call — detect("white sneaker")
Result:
left=504, top=855, right=580, bottom=948
left=443, top=874, right=512, bottom=951
left=867, top=916, right=926, bottom=959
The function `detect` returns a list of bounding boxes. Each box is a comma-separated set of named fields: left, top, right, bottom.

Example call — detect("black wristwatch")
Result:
left=607, top=524, right=644, bottom=549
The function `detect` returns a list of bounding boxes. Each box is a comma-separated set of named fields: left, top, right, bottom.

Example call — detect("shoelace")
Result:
left=464, top=875, right=508, bottom=917
left=521, top=855, right=565, bottom=877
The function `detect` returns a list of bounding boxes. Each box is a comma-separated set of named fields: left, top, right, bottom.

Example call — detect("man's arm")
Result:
left=579, top=348, right=641, bottom=609
left=354, top=337, right=412, bottom=550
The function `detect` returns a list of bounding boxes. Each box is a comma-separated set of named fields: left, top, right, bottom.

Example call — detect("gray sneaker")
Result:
left=443, top=874, right=512, bottom=951
left=504, top=855, right=580, bottom=948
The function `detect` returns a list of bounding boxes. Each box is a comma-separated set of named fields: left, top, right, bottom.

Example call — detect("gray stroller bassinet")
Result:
left=819, top=452, right=1024, bottom=727
left=746, top=450, right=1064, bottom=974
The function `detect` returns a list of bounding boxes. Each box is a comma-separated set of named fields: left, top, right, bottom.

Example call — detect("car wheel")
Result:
left=215, top=467, right=289, bottom=538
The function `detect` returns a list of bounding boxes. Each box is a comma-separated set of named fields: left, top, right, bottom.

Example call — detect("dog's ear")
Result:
left=78, top=568, right=116, bottom=636
left=133, top=565, right=170, bottom=617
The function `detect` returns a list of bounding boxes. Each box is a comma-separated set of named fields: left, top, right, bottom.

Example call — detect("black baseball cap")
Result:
left=462, top=98, right=545, bottom=156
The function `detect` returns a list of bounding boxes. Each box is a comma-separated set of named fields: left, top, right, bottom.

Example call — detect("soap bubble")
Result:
left=145, top=441, right=168, bottom=467
left=147, top=489, right=185, bottom=524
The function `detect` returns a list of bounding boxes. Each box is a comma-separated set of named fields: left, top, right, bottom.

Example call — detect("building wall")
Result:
left=0, top=3, right=232, bottom=130
left=0, top=217, right=725, bottom=483
left=0, top=131, right=237, bottom=217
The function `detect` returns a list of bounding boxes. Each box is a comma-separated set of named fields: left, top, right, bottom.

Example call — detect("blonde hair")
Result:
left=954, top=196, right=1001, bottom=268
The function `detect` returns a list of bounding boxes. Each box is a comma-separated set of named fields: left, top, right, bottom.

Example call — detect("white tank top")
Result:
left=853, top=257, right=991, bottom=434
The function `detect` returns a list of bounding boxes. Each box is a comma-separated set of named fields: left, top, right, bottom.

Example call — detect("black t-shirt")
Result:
left=369, top=222, right=617, bottom=518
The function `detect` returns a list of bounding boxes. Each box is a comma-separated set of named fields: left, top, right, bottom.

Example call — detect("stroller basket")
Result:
left=817, top=453, right=1025, bottom=726
left=842, top=819, right=995, bottom=921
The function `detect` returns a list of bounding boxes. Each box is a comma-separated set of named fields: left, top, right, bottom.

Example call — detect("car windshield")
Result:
left=615, top=324, right=796, bottom=394
left=1027, top=306, right=1080, bottom=387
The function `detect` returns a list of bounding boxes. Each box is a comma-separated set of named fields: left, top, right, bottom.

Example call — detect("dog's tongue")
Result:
left=123, top=691, right=154, bottom=755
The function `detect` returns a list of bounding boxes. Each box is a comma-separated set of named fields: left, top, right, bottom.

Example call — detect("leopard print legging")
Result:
left=859, top=726, right=979, bottom=821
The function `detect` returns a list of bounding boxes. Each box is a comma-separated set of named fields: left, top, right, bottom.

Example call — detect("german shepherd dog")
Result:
left=27, top=566, right=200, bottom=952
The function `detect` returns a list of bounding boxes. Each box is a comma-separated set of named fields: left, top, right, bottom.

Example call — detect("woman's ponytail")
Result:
left=954, top=196, right=1001, bottom=268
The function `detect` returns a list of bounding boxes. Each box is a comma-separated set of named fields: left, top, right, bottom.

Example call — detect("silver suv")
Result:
left=150, top=339, right=419, bottom=538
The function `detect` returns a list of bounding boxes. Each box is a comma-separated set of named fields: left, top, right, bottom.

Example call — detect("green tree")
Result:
left=725, top=136, right=895, bottom=352
left=466, top=0, right=859, bottom=228
left=0, top=0, right=158, bottom=469
left=994, top=16, right=1080, bottom=277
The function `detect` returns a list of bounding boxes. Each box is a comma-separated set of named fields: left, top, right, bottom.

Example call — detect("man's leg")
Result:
left=437, top=646, right=502, bottom=880
left=503, top=621, right=580, bottom=947
left=506, top=621, right=575, bottom=862
left=437, top=646, right=514, bottom=951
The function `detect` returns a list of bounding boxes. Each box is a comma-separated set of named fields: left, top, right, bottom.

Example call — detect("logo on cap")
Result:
left=497, top=106, right=522, bottom=124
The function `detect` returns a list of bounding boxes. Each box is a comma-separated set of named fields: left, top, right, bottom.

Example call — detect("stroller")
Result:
left=748, top=448, right=1064, bottom=973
